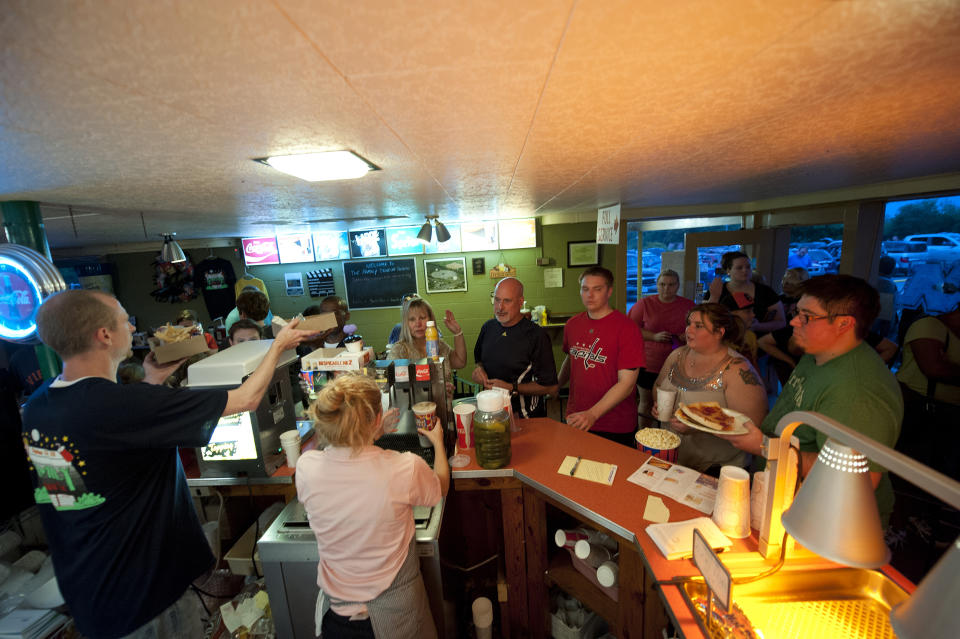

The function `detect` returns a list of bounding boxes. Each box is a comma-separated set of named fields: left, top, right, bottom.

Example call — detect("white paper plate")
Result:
left=674, top=405, right=749, bottom=436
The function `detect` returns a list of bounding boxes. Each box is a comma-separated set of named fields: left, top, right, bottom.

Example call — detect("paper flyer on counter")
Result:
left=627, top=457, right=718, bottom=514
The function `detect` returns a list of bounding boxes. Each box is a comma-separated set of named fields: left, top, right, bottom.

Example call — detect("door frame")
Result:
left=681, top=228, right=790, bottom=300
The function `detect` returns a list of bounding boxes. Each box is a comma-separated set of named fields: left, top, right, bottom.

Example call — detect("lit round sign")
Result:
left=0, top=244, right=66, bottom=343
left=0, top=257, right=43, bottom=340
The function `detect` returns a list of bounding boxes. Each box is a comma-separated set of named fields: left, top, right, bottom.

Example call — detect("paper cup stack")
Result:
left=279, top=430, right=301, bottom=467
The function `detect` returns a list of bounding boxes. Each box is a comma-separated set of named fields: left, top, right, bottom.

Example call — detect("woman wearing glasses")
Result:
left=706, top=251, right=786, bottom=334
left=651, top=303, right=768, bottom=474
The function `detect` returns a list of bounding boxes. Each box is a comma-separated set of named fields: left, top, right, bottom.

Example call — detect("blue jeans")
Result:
left=117, top=587, right=206, bottom=639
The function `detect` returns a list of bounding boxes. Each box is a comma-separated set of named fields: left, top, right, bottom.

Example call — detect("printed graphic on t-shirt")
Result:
left=22, top=429, right=103, bottom=510
left=203, top=271, right=228, bottom=290
left=568, top=337, right=609, bottom=370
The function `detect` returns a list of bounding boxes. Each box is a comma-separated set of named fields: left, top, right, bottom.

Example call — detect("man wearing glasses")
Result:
left=472, top=277, right=558, bottom=418
left=729, top=274, right=903, bottom=525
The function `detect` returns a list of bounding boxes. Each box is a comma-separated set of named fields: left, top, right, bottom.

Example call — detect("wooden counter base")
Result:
left=453, top=418, right=913, bottom=639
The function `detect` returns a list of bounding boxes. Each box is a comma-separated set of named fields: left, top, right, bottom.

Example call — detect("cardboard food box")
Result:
left=301, top=347, right=374, bottom=371
left=271, top=312, right=338, bottom=334
left=148, top=334, right=209, bottom=364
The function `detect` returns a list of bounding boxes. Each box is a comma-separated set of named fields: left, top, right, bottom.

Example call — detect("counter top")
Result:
left=452, top=417, right=915, bottom=638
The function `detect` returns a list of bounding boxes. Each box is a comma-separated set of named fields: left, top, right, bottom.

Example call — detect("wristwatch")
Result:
left=512, top=381, right=519, bottom=396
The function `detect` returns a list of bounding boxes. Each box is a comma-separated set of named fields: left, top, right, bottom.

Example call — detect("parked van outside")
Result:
left=902, top=232, right=960, bottom=265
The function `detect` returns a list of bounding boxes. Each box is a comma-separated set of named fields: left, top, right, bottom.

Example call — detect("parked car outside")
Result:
left=881, top=240, right=929, bottom=275
left=804, top=249, right=839, bottom=276
left=903, top=233, right=960, bottom=265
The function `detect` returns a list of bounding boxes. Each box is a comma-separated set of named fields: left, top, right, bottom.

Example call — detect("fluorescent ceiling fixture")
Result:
left=257, top=151, right=378, bottom=182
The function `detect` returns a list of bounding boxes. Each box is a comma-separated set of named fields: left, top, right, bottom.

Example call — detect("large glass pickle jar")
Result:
left=473, top=390, right=511, bottom=469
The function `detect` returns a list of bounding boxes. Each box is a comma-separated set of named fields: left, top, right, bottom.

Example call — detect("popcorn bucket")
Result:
left=635, top=428, right=681, bottom=463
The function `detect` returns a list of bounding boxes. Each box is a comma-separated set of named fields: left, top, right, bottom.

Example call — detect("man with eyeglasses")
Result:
left=472, top=277, right=558, bottom=417
left=729, top=274, right=903, bottom=525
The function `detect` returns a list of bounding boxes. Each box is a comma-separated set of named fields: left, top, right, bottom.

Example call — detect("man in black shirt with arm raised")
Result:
left=472, top=277, right=558, bottom=418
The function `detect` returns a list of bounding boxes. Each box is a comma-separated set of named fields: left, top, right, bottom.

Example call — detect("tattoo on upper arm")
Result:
left=739, top=368, right=762, bottom=386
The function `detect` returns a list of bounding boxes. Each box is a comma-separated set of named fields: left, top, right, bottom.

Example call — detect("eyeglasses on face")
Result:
left=794, top=310, right=852, bottom=326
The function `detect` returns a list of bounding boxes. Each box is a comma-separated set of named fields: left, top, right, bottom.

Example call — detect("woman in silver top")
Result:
left=652, top=303, right=768, bottom=473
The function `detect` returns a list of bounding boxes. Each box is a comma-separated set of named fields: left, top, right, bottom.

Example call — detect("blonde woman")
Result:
left=387, top=298, right=467, bottom=391
left=296, top=374, right=448, bottom=638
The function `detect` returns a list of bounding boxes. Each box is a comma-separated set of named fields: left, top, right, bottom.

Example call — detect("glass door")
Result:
left=682, top=229, right=789, bottom=302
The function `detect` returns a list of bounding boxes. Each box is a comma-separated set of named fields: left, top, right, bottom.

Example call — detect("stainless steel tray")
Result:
left=679, top=567, right=908, bottom=639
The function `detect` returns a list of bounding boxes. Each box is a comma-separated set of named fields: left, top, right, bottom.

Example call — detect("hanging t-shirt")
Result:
left=235, top=276, right=268, bottom=300
left=562, top=310, right=645, bottom=434
left=21, top=377, right=227, bottom=638
left=194, top=257, right=237, bottom=320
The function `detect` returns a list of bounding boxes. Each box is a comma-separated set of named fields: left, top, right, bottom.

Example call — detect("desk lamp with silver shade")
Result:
left=760, top=411, right=960, bottom=639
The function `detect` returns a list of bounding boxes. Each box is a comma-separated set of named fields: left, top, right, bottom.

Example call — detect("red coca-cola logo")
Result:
left=241, top=238, right=279, bottom=265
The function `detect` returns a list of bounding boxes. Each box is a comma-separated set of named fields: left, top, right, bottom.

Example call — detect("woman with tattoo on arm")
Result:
left=651, top=303, right=768, bottom=475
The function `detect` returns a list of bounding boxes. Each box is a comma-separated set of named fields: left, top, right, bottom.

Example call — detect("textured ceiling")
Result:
left=1, top=0, right=959, bottom=249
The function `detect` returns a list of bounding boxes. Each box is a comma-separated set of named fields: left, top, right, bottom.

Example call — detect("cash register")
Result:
left=186, top=340, right=299, bottom=477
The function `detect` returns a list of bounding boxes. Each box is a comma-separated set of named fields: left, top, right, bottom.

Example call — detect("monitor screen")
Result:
left=201, top=412, right=258, bottom=461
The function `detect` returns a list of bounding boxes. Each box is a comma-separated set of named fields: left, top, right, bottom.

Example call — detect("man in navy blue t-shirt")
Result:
left=22, top=290, right=318, bottom=639
left=472, top=278, right=558, bottom=418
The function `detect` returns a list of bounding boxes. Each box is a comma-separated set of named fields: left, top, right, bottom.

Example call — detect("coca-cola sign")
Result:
left=241, top=237, right=280, bottom=265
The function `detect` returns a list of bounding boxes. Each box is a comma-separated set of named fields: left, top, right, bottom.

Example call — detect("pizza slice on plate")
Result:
left=678, top=401, right=735, bottom=431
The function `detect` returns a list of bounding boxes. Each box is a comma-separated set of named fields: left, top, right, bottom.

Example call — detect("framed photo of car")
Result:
left=424, top=257, right=467, bottom=293
left=567, top=241, right=600, bottom=267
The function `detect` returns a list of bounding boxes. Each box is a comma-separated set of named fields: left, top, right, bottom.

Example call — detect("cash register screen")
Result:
left=200, top=412, right=258, bottom=461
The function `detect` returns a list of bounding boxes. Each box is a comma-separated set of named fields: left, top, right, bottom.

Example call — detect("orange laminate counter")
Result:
left=452, top=417, right=915, bottom=639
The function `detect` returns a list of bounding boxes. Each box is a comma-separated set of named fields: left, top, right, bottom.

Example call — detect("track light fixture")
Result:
left=416, top=214, right=451, bottom=244
left=160, top=233, right=186, bottom=263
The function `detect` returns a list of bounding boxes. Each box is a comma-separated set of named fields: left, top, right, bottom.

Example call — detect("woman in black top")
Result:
left=706, top=251, right=785, bottom=335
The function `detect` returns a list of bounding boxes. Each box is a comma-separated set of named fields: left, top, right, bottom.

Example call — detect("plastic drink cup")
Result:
left=413, top=401, right=437, bottom=447
left=453, top=403, right=475, bottom=448
left=656, top=388, right=677, bottom=421
left=279, top=430, right=301, bottom=467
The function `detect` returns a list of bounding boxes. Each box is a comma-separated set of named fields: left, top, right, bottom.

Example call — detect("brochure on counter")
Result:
left=626, top=457, right=718, bottom=515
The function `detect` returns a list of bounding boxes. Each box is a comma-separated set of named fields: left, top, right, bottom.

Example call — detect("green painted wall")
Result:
left=107, top=221, right=617, bottom=377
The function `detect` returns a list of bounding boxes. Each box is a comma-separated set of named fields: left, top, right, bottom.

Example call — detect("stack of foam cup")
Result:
left=574, top=539, right=612, bottom=569
left=472, top=596, right=493, bottom=639
left=596, top=560, right=619, bottom=587
left=279, top=430, right=301, bottom=468
left=712, top=465, right=752, bottom=538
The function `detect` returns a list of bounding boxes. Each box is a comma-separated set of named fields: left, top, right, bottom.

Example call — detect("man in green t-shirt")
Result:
left=729, top=274, right=903, bottom=525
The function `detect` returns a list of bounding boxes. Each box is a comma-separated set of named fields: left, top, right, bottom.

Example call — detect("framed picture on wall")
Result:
left=424, top=257, right=468, bottom=293
left=567, top=241, right=600, bottom=267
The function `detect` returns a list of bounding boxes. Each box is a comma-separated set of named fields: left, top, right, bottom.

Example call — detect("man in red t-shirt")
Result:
left=559, top=267, right=645, bottom=447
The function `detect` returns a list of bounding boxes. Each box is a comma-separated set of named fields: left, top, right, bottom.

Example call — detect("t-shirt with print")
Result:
left=563, top=310, right=645, bottom=434
left=296, top=446, right=441, bottom=616
left=627, top=294, right=695, bottom=373
left=21, top=378, right=227, bottom=638
left=194, top=257, right=237, bottom=320
left=474, top=317, right=558, bottom=418
left=760, top=342, right=903, bottom=525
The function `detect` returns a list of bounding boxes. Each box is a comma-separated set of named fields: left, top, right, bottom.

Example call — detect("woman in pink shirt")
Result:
left=627, top=269, right=695, bottom=400
left=296, top=375, right=449, bottom=638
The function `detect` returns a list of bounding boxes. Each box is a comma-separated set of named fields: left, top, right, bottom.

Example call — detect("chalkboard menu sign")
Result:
left=343, top=258, right=419, bottom=309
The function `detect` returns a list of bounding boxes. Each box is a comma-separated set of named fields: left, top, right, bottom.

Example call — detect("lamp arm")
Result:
left=775, top=411, right=960, bottom=511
